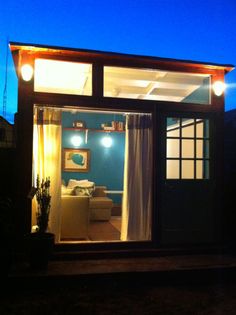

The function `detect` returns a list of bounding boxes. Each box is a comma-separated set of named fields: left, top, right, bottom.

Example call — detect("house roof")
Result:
left=9, top=41, right=234, bottom=74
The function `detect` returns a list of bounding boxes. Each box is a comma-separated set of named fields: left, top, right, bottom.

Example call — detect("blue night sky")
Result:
left=0, top=0, right=236, bottom=123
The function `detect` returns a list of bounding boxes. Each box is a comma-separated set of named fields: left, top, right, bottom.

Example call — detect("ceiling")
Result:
left=104, top=66, right=209, bottom=103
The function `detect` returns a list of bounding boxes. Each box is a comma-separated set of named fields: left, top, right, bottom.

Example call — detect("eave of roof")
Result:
left=9, top=41, right=234, bottom=74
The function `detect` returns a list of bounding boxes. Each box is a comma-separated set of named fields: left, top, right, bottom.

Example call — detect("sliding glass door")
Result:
left=32, top=105, right=153, bottom=244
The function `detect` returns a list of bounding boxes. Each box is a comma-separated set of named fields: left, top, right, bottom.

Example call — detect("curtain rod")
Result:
left=34, top=104, right=152, bottom=116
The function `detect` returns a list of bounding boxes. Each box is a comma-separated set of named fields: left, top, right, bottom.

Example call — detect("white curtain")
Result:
left=121, top=114, right=153, bottom=241
left=32, top=107, right=62, bottom=243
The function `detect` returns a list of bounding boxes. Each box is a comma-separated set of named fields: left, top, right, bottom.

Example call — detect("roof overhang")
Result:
left=9, top=41, right=234, bottom=75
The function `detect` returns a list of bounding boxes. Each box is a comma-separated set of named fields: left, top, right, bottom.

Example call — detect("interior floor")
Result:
left=60, top=216, right=121, bottom=243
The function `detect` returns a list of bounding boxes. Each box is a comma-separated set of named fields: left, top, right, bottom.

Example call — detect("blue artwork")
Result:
left=68, top=152, right=85, bottom=166
left=63, top=149, right=90, bottom=172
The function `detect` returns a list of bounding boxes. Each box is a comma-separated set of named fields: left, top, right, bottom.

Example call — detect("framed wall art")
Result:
left=63, top=148, right=90, bottom=172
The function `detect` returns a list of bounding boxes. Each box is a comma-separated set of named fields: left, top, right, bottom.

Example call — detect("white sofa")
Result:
left=61, top=180, right=113, bottom=226
left=89, top=186, right=113, bottom=221
left=60, top=195, right=90, bottom=240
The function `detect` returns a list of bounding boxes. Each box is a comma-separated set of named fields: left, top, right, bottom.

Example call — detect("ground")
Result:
left=1, top=279, right=236, bottom=315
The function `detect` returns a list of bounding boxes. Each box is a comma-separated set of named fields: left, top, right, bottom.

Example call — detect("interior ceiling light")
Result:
left=71, top=135, right=83, bottom=147
left=101, top=135, right=112, bottom=148
left=21, top=64, right=34, bottom=81
left=213, top=81, right=226, bottom=96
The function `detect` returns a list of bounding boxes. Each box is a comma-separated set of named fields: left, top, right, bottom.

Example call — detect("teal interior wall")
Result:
left=183, top=78, right=210, bottom=104
left=62, top=111, right=125, bottom=204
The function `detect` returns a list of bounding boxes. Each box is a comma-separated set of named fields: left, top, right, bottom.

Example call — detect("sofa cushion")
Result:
left=89, top=197, right=113, bottom=209
left=66, top=179, right=95, bottom=196
left=74, top=185, right=94, bottom=197
left=61, top=184, right=74, bottom=195
left=67, top=179, right=94, bottom=188
left=92, top=186, right=107, bottom=197
left=61, top=196, right=90, bottom=239
left=67, top=179, right=80, bottom=188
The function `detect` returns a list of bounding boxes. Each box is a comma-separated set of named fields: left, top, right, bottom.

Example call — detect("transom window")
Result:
left=166, top=117, right=210, bottom=179
left=34, top=59, right=92, bottom=96
left=104, top=66, right=210, bottom=104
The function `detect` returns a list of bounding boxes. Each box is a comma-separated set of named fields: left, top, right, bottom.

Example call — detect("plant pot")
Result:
left=28, top=232, right=55, bottom=270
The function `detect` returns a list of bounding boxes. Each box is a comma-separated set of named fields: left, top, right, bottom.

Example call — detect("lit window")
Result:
left=34, top=59, right=92, bottom=95
left=166, top=118, right=210, bottom=179
left=104, top=66, right=210, bottom=104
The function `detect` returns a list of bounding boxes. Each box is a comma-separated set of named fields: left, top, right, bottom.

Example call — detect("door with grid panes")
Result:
left=160, top=114, right=217, bottom=244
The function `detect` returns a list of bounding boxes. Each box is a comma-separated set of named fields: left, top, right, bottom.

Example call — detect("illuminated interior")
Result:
left=32, top=106, right=153, bottom=243
left=104, top=66, right=210, bottom=104
left=34, top=59, right=92, bottom=95
left=31, top=106, right=211, bottom=243
left=33, top=59, right=211, bottom=104
left=166, top=118, right=210, bottom=179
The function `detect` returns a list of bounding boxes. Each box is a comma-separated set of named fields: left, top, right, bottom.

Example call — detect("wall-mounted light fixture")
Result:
left=21, top=64, right=34, bottom=81
left=101, top=135, right=112, bottom=148
left=71, top=135, right=83, bottom=147
left=212, top=80, right=226, bottom=96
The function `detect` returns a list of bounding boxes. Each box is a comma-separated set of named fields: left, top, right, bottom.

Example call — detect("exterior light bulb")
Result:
left=213, top=81, right=226, bottom=96
left=21, top=64, right=34, bottom=81
left=101, top=135, right=112, bottom=148
left=71, top=135, right=83, bottom=147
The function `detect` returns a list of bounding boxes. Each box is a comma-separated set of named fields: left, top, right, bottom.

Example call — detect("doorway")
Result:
left=32, top=105, right=153, bottom=244
left=160, top=115, right=216, bottom=244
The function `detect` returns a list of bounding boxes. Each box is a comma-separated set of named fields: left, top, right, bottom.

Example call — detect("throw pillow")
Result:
left=67, top=179, right=80, bottom=189
left=61, top=184, right=74, bottom=195
left=67, top=179, right=90, bottom=189
left=74, top=184, right=95, bottom=197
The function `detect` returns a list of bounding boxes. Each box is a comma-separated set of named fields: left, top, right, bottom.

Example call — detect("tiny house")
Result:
left=10, top=42, right=234, bottom=255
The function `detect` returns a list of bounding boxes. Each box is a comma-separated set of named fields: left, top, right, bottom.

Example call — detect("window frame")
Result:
left=34, top=58, right=93, bottom=96
left=103, top=65, right=211, bottom=105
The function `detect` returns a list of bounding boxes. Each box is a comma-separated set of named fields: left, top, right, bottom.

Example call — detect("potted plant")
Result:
left=35, top=175, right=51, bottom=233
left=28, top=175, right=55, bottom=270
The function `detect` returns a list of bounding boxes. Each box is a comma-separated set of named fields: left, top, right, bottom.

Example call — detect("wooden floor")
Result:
left=88, top=217, right=121, bottom=241
left=60, top=216, right=121, bottom=243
